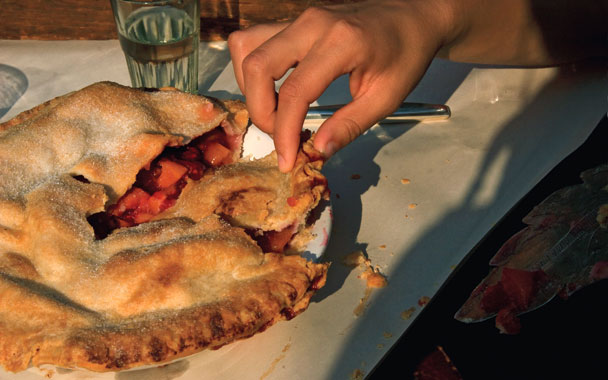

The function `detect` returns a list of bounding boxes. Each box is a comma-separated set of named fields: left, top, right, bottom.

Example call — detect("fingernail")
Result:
left=322, top=141, right=338, bottom=158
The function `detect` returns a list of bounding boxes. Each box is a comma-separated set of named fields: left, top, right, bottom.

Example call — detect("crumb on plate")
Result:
left=418, top=296, right=431, bottom=306
left=342, top=250, right=369, bottom=267
left=401, top=307, right=416, bottom=320
left=350, top=368, right=365, bottom=380
left=360, top=267, right=388, bottom=288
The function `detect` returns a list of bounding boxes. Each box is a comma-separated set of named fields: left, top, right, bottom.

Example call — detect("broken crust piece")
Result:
left=157, top=136, right=329, bottom=251
left=0, top=82, right=329, bottom=372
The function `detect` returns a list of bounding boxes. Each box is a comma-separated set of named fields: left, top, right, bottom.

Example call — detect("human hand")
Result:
left=229, top=0, right=607, bottom=172
left=228, top=0, right=450, bottom=172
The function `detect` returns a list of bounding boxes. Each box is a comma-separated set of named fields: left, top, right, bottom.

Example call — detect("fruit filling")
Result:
left=249, top=224, right=298, bottom=254
left=87, top=127, right=301, bottom=254
left=88, top=127, right=236, bottom=239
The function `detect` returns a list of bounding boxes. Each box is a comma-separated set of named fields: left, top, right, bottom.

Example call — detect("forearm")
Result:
left=436, top=0, right=608, bottom=65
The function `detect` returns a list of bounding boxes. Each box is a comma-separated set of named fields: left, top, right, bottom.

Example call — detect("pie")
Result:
left=0, top=82, right=330, bottom=372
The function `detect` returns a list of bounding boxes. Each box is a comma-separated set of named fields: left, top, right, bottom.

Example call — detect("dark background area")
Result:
left=369, top=116, right=608, bottom=380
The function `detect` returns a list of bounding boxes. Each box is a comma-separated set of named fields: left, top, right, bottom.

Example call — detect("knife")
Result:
left=305, top=102, right=451, bottom=123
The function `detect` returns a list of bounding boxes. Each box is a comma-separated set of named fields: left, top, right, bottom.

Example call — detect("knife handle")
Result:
left=305, top=102, right=451, bottom=123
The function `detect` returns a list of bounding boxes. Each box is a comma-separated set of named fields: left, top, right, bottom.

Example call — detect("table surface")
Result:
left=369, top=116, right=608, bottom=379
left=0, top=40, right=606, bottom=380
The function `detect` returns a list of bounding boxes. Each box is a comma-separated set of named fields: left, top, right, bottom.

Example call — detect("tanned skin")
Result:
left=228, top=0, right=608, bottom=172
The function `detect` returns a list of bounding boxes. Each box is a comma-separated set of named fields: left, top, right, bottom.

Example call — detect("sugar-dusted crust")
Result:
left=0, top=216, right=327, bottom=372
left=0, top=81, right=245, bottom=203
left=157, top=137, right=328, bottom=233
left=0, top=82, right=329, bottom=372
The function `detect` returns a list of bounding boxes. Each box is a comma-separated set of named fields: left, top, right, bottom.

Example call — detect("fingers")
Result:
left=272, top=37, right=357, bottom=172
left=313, top=54, right=432, bottom=157
left=230, top=15, right=359, bottom=172
left=228, top=24, right=287, bottom=95
left=228, top=24, right=287, bottom=136
left=227, top=4, right=426, bottom=173
left=312, top=92, right=399, bottom=158
left=229, top=24, right=291, bottom=136
left=230, top=22, right=314, bottom=138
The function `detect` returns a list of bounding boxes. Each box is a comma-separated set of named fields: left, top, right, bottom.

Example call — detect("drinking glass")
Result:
left=110, top=0, right=200, bottom=93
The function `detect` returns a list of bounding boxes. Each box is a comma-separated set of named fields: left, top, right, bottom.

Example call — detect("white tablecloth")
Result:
left=0, top=40, right=606, bottom=380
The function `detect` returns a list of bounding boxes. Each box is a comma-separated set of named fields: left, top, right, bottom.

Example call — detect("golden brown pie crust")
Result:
left=0, top=82, right=329, bottom=372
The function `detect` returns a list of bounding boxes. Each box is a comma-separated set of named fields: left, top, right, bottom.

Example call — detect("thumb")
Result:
left=313, top=95, right=398, bottom=157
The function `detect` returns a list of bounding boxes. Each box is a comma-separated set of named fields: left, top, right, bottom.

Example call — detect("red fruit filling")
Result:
left=88, top=127, right=236, bottom=239
left=87, top=127, right=301, bottom=254
left=250, top=224, right=297, bottom=254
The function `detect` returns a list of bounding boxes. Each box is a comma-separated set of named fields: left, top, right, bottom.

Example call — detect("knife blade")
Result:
left=305, top=102, right=451, bottom=123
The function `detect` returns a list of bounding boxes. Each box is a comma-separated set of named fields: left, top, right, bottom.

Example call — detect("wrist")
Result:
left=397, top=0, right=462, bottom=56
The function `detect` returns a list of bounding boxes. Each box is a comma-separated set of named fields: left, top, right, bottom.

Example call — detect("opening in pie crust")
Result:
left=86, top=127, right=321, bottom=255
left=87, top=126, right=236, bottom=239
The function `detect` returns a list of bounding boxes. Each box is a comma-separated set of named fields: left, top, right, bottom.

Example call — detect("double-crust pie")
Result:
left=0, top=82, right=329, bottom=372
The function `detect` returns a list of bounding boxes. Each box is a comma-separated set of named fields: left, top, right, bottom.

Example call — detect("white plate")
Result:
left=242, top=125, right=332, bottom=261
